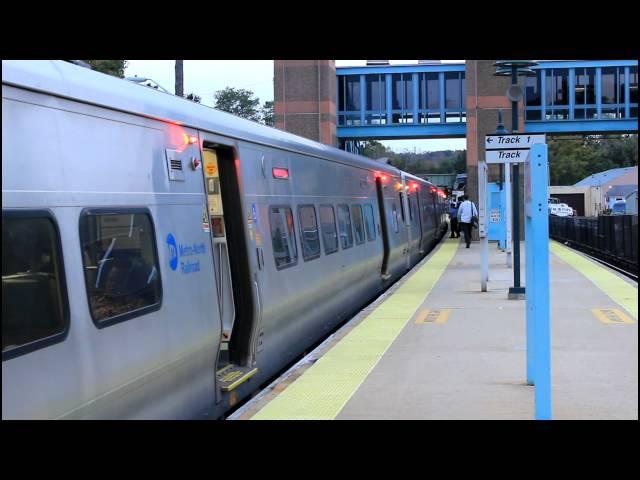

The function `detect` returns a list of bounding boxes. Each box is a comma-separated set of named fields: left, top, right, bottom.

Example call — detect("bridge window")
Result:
left=338, top=75, right=361, bottom=126
left=444, top=72, right=465, bottom=123
left=418, top=72, right=441, bottom=123
left=392, top=73, right=414, bottom=124
left=601, top=67, right=625, bottom=119
left=2, top=211, right=69, bottom=360
left=525, top=72, right=542, bottom=120
left=80, top=209, right=162, bottom=328
left=270, top=206, right=298, bottom=270
left=337, top=204, right=354, bottom=249
left=365, top=74, right=386, bottom=125
left=630, top=66, right=638, bottom=118
left=574, top=67, right=597, bottom=119
left=545, top=69, right=570, bottom=120
left=319, top=205, right=338, bottom=255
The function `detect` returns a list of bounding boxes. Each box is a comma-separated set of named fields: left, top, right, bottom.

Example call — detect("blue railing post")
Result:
left=439, top=72, right=445, bottom=123
left=569, top=68, right=575, bottom=120
left=412, top=73, right=419, bottom=123
left=624, top=67, right=630, bottom=119
left=385, top=73, right=392, bottom=125
left=360, top=75, right=366, bottom=126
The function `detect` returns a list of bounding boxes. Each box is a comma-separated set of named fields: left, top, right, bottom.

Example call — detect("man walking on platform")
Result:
left=457, top=195, right=477, bottom=248
left=449, top=201, right=460, bottom=238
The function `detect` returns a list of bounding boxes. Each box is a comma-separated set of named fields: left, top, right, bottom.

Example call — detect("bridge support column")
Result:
left=274, top=60, right=337, bottom=146
left=465, top=61, right=525, bottom=242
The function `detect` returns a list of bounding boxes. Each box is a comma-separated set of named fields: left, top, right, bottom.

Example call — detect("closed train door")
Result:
left=400, top=173, right=412, bottom=272
left=201, top=144, right=258, bottom=397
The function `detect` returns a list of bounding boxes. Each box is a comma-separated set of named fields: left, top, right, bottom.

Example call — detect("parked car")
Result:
left=548, top=198, right=574, bottom=217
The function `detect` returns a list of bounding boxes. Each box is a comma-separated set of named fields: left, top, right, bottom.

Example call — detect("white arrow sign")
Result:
left=485, top=134, right=546, bottom=150
left=486, top=149, right=530, bottom=164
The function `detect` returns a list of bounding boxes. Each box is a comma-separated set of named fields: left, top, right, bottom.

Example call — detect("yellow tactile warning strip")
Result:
left=550, top=241, right=637, bottom=319
left=415, top=308, right=451, bottom=324
left=591, top=308, right=636, bottom=324
left=251, top=237, right=460, bottom=420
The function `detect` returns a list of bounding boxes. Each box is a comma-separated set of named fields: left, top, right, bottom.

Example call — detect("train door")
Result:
left=202, top=144, right=258, bottom=395
left=400, top=174, right=411, bottom=272
left=414, top=189, right=425, bottom=254
left=375, top=176, right=391, bottom=280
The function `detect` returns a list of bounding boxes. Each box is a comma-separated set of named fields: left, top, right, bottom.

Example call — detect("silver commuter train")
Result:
left=2, top=60, right=448, bottom=419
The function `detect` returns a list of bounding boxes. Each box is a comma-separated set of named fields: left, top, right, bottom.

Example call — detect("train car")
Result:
left=2, top=60, right=448, bottom=419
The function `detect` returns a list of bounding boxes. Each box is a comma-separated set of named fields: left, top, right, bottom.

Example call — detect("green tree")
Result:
left=361, top=140, right=389, bottom=159
left=213, top=87, right=261, bottom=122
left=547, top=134, right=638, bottom=185
left=83, top=60, right=127, bottom=78
left=454, top=150, right=467, bottom=173
left=261, top=100, right=274, bottom=126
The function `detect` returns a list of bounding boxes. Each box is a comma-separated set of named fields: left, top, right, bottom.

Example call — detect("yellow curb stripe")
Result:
left=550, top=240, right=637, bottom=320
left=592, top=308, right=636, bottom=324
left=252, top=237, right=460, bottom=420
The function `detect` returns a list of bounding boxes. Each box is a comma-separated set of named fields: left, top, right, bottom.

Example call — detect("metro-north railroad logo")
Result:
left=167, top=233, right=178, bottom=271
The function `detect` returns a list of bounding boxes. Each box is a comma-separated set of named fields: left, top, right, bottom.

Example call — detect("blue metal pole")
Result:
left=385, top=73, right=392, bottom=125
left=439, top=72, right=445, bottom=123
left=360, top=75, right=366, bottom=126
left=526, top=143, right=552, bottom=419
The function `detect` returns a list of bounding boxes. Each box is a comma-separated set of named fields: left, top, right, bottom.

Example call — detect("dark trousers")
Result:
left=460, top=222, right=472, bottom=247
left=450, top=218, right=460, bottom=238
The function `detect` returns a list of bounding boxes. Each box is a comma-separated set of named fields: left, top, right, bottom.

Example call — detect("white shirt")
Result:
left=457, top=200, right=477, bottom=223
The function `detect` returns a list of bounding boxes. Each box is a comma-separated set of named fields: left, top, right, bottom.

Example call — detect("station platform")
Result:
left=229, top=237, right=638, bottom=420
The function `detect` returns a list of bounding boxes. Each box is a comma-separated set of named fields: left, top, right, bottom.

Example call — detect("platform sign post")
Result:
left=524, top=142, right=551, bottom=420
left=479, top=160, right=489, bottom=292
left=504, top=163, right=513, bottom=267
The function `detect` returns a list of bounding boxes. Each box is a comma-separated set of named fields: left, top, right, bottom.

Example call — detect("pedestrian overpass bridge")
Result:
left=336, top=60, right=638, bottom=145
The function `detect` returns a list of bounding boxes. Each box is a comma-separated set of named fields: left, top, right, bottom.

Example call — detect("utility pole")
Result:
left=175, top=60, right=184, bottom=97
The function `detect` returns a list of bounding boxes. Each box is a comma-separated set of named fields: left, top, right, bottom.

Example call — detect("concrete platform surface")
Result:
left=239, top=238, right=637, bottom=420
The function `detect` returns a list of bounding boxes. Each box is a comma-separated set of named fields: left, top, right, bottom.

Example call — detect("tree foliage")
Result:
left=548, top=134, right=638, bottom=185
left=82, top=60, right=127, bottom=78
left=261, top=100, right=274, bottom=126
left=213, top=87, right=262, bottom=122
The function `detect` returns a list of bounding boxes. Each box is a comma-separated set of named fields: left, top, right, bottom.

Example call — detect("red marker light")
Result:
left=272, top=167, right=289, bottom=179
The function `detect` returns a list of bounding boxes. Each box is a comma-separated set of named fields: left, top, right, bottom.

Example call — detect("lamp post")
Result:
left=494, top=60, right=538, bottom=298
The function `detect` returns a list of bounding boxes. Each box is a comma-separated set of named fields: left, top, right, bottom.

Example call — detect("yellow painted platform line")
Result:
left=415, top=308, right=451, bottom=324
left=252, top=237, right=460, bottom=420
left=550, top=240, right=637, bottom=320
left=591, top=308, right=636, bottom=324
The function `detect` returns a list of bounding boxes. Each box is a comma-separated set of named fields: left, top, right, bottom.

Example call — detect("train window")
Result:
left=298, top=205, right=321, bottom=261
left=2, top=210, right=69, bottom=360
left=392, top=204, right=399, bottom=233
left=269, top=206, right=298, bottom=269
left=351, top=205, right=365, bottom=245
left=79, top=209, right=162, bottom=328
left=319, top=205, right=339, bottom=255
left=337, top=204, right=354, bottom=249
left=363, top=204, right=376, bottom=241
left=398, top=193, right=406, bottom=223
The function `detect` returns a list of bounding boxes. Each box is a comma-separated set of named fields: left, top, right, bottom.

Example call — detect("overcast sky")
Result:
left=124, top=60, right=466, bottom=152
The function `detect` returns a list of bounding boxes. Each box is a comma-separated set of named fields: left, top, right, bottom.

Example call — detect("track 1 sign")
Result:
left=485, top=134, right=546, bottom=150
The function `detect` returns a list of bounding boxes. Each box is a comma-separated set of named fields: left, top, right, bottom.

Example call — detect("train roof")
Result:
left=2, top=60, right=437, bottom=188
